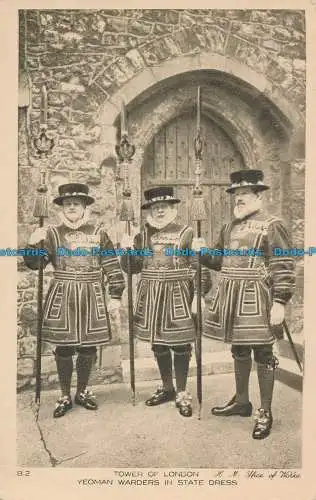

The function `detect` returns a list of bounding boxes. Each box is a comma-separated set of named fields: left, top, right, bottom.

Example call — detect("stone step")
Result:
left=122, top=352, right=303, bottom=393
left=122, top=350, right=235, bottom=383
left=131, top=338, right=231, bottom=359
left=275, top=355, right=303, bottom=392
left=276, top=338, right=304, bottom=363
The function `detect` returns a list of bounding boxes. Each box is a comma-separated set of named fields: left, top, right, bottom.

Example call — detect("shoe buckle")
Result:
left=254, top=408, right=270, bottom=424
left=156, top=386, right=167, bottom=394
left=176, top=391, right=192, bottom=405
left=55, top=397, right=70, bottom=408
left=81, top=389, right=95, bottom=400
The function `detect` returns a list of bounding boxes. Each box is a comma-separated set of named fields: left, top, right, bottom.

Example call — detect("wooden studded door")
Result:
left=141, top=112, right=245, bottom=247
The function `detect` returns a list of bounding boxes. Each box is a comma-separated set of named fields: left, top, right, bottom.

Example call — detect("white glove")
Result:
left=191, top=295, right=206, bottom=315
left=270, top=301, right=285, bottom=325
left=107, top=299, right=121, bottom=313
left=28, top=227, right=48, bottom=245
left=191, top=237, right=207, bottom=252
left=120, top=233, right=134, bottom=249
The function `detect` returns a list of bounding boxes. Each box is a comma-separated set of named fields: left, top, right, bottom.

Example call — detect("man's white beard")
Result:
left=233, top=197, right=262, bottom=220
left=146, top=206, right=178, bottom=229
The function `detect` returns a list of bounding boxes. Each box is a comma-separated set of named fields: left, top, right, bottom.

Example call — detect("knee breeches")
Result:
left=54, top=345, right=97, bottom=358
left=231, top=344, right=278, bottom=368
left=152, top=344, right=192, bottom=358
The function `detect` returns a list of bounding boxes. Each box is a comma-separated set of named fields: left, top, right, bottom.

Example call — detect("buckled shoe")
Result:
left=175, top=391, right=193, bottom=417
left=252, top=408, right=273, bottom=439
left=53, top=396, right=73, bottom=418
left=211, top=394, right=252, bottom=417
left=145, top=387, right=176, bottom=406
left=74, top=389, right=98, bottom=410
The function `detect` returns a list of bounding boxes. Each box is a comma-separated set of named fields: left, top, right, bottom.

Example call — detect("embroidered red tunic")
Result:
left=121, top=222, right=212, bottom=346
left=24, top=223, right=125, bottom=347
left=201, top=210, right=296, bottom=345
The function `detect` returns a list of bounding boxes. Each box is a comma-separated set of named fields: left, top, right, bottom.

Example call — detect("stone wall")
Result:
left=20, top=9, right=305, bottom=173
left=18, top=9, right=305, bottom=390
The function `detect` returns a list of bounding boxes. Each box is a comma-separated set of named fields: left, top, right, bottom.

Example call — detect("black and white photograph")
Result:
left=9, top=2, right=310, bottom=487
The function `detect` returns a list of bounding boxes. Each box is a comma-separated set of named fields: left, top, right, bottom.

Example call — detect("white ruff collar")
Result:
left=59, top=209, right=91, bottom=230
left=146, top=207, right=178, bottom=229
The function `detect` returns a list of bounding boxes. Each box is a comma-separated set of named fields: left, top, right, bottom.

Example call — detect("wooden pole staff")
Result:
left=32, top=84, right=54, bottom=420
left=191, top=86, right=207, bottom=420
left=115, top=99, right=136, bottom=405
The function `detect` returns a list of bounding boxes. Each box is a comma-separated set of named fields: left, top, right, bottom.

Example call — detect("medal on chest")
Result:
left=229, top=219, right=268, bottom=250
left=64, top=231, right=100, bottom=251
left=151, top=232, right=179, bottom=252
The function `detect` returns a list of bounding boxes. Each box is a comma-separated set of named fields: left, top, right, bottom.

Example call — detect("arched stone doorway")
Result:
left=112, top=69, right=294, bottom=232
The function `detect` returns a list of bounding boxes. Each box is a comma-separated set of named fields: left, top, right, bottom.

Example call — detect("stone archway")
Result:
left=94, top=54, right=303, bottom=217
left=89, top=52, right=304, bottom=251
left=98, top=52, right=303, bottom=129
left=97, top=68, right=299, bottom=234
left=93, top=53, right=303, bottom=189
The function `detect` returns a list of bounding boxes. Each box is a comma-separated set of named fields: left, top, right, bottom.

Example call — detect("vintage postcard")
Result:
left=0, top=0, right=316, bottom=499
